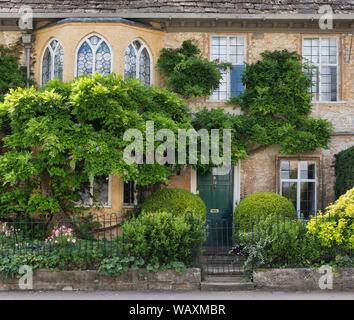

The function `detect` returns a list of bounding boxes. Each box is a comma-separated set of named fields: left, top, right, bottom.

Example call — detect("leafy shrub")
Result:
left=234, top=192, right=297, bottom=228
left=98, top=256, right=145, bottom=277
left=121, top=211, right=205, bottom=267
left=157, top=40, right=225, bottom=98
left=334, top=146, right=354, bottom=199
left=307, top=187, right=354, bottom=250
left=141, top=188, right=206, bottom=221
left=0, top=241, right=106, bottom=277
left=98, top=256, right=187, bottom=276
left=235, top=217, right=338, bottom=277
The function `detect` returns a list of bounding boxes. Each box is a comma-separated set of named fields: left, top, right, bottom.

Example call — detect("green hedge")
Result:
left=121, top=211, right=205, bottom=266
left=234, top=192, right=297, bottom=228
left=334, top=146, right=354, bottom=199
left=141, top=188, right=207, bottom=222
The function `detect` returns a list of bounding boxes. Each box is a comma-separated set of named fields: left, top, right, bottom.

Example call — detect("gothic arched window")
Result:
left=41, top=39, right=64, bottom=86
left=76, top=34, right=112, bottom=77
left=124, top=39, right=151, bottom=85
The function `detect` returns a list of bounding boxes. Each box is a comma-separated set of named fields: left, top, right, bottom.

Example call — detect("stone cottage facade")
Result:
left=0, top=1, right=353, bottom=223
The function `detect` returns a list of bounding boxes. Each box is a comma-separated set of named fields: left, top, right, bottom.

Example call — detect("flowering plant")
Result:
left=44, top=225, right=77, bottom=246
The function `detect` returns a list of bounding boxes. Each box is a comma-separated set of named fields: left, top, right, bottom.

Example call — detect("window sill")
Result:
left=75, top=202, right=112, bottom=209
left=312, top=101, right=347, bottom=104
left=123, top=204, right=135, bottom=209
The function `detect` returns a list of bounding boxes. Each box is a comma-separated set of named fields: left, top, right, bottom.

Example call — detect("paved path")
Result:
left=0, top=290, right=353, bottom=300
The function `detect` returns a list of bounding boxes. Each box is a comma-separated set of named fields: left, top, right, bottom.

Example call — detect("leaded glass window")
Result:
left=280, top=160, right=317, bottom=219
left=41, top=39, right=63, bottom=86
left=210, top=36, right=246, bottom=100
left=76, top=35, right=112, bottom=77
left=124, top=40, right=151, bottom=85
left=303, top=38, right=338, bottom=101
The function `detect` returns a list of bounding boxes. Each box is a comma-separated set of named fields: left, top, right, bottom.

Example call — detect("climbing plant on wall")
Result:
left=0, top=44, right=29, bottom=101
left=0, top=49, right=334, bottom=219
left=157, top=40, right=229, bottom=98
left=0, top=73, right=192, bottom=218
left=334, top=146, right=354, bottom=199
left=215, top=50, right=332, bottom=156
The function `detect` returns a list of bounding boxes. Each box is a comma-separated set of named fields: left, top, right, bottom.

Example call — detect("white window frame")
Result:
left=279, top=161, right=317, bottom=218
left=124, top=38, right=153, bottom=85
left=74, top=33, right=113, bottom=78
left=40, top=38, right=63, bottom=86
left=78, top=175, right=112, bottom=208
left=209, top=35, right=246, bottom=101
left=302, top=37, right=339, bottom=102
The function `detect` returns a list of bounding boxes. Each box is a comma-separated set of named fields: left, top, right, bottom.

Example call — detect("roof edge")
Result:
left=35, top=17, right=161, bottom=31
left=0, top=12, right=354, bottom=20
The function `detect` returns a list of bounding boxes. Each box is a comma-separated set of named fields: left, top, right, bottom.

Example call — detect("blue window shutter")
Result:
left=230, top=65, right=245, bottom=97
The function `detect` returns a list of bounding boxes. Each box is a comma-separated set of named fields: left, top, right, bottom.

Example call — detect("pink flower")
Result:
left=72, top=239, right=76, bottom=244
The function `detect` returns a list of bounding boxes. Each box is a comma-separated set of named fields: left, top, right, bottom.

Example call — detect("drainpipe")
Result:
left=21, top=33, right=32, bottom=87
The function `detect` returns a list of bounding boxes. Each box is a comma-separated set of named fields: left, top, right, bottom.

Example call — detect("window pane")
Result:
left=211, top=36, right=227, bottom=62
left=124, top=181, right=135, bottom=205
left=78, top=180, right=91, bottom=205
left=300, top=182, right=315, bottom=219
left=303, top=38, right=319, bottom=64
left=282, top=181, right=297, bottom=211
left=42, top=47, right=52, bottom=85
left=93, top=175, right=109, bottom=205
left=139, top=47, right=151, bottom=86
left=320, top=66, right=337, bottom=101
left=95, top=41, right=111, bottom=76
left=211, top=68, right=227, bottom=100
left=308, top=163, right=315, bottom=179
left=280, top=161, right=290, bottom=179
left=77, top=41, right=93, bottom=76
left=289, top=161, right=298, bottom=179
left=300, top=161, right=315, bottom=179
left=88, top=35, right=100, bottom=47
left=53, top=43, right=64, bottom=81
left=124, top=44, right=137, bottom=80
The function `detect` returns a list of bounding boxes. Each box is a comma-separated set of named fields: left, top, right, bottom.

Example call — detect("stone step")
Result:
left=206, top=276, right=245, bottom=282
left=202, top=260, right=245, bottom=265
left=201, top=282, right=255, bottom=291
left=204, top=267, right=244, bottom=276
left=200, top=256, right=246, bottom=264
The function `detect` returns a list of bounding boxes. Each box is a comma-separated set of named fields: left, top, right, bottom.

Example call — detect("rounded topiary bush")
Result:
left=141, top=188, right=206, bottom=222
left=234, top=192, right=297, bottom=228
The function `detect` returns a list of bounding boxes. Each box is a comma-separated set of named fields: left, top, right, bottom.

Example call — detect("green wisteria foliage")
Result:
left=0, top=74, right=192, bottom=218
left=226, top=50, right=333, bottom=154
left=0, top=49, right=333, bottom=219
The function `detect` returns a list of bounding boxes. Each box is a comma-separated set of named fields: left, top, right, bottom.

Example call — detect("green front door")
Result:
left=197, top=169, right=234, bottom=248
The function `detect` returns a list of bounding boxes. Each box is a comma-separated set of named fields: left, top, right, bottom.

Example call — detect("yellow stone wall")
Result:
left=33, top=22, right=165, bottom=86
